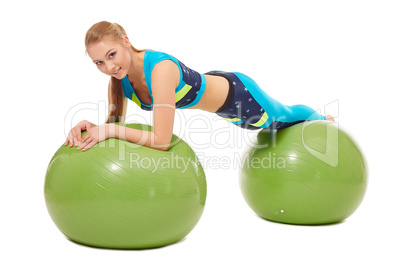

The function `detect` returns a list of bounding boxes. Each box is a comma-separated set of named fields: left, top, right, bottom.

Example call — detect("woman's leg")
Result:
left=233, top=72, right=328, bottom=129
left=207, top=71, right=330, bottom=130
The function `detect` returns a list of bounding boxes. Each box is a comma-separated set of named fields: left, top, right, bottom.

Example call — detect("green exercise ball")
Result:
left=44, top=123, right=206, bottom=249
left=239, top=121, right=368, bottom=225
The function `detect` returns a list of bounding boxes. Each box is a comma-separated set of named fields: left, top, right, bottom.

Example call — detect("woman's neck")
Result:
left=127, top=49, right=144, bottom=82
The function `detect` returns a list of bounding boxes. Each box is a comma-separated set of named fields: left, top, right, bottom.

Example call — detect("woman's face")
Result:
left=86, top=37, right=132, bottom=79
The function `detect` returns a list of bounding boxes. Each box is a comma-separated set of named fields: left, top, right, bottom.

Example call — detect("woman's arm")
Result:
left=113, top=60, right=178, bottom=151
left=77, top=60, right=179, bottom=151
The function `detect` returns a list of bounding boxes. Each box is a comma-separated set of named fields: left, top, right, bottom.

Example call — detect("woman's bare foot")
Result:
left=325, top=115, right=335, bottom=122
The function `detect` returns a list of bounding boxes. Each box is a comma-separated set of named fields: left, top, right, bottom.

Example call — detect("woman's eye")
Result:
left=109, top=52, right=116, bottom=59
left=96, top=61, right=103, bottom=66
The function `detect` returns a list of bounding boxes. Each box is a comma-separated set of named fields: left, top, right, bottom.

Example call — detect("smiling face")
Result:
left=86, top=36, right=132, bottom=79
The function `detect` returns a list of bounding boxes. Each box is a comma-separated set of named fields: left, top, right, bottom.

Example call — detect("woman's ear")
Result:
left=123, top=35, right=131, bottom=47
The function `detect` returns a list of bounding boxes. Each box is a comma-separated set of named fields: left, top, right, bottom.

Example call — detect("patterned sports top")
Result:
left=122, top=50, right=206, bottom=111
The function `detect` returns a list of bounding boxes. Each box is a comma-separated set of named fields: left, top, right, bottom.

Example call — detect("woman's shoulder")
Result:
left=145, top=50, right=177, bottom=62
left=144, top=50, right=180, bottom=71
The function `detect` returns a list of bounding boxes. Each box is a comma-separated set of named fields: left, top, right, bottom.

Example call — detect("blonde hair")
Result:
left=85, top=21, right=144, bottom=123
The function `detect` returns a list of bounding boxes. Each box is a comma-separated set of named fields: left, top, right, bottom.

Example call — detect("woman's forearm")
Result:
left=109, top=124, right=169, bottom=151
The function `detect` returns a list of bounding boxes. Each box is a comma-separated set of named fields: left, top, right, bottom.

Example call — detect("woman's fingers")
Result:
left=65, top=121, right=98, bottom=151
left=81, top=133, right=90, bottom=144
left=65, top=121, right=94, bottom=148
left=64, top=134, right=70, bottom=146
left=77, top=134, right=90, bottom=150
left=84, top=122, right=93, bottom=132
left=74, top=128, right=82, bottom=144
left=65, top=130, right=73, bottom=147
left=82, top=140, right=97, bottom=152
left=77, top=136, right=94, bottom=151
left=65, top=133, right=74, bottom=148
left=74, top=138, right=80, bottom=147
left=65, top=130, right=81, bottom=147
left=71, top=137, right=76, bottom=147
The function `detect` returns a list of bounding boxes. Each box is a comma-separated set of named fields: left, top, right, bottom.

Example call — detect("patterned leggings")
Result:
left=205, top=71, right=327, bottom=130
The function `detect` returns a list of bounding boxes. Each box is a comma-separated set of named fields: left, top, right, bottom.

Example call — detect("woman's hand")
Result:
left=64, top=120, right=96, bottom=148
left=77, top=124, right=115, bottom=152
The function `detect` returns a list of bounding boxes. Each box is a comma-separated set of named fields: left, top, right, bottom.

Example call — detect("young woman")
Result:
left=65, top=21, right=334, bottom=152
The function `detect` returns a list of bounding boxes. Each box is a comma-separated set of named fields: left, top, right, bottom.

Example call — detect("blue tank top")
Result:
left=121, top=50, right=207, bottom=111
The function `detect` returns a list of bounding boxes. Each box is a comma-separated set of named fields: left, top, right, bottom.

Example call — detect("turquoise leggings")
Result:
left=206, top=71, right=327, bottom=130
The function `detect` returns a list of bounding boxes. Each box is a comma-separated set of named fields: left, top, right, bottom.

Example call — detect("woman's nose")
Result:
left=105, top=62, right=115, bottom=73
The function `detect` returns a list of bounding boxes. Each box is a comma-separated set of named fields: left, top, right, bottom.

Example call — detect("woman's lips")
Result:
left=112, top=68, right=121, bottom=75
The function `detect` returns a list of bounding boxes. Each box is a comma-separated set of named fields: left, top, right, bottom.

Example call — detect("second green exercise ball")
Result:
left=239, top=121, right=368, bottom=225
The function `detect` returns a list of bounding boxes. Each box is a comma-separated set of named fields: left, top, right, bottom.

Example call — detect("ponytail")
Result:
left=106, top=77, right=127, bottom=123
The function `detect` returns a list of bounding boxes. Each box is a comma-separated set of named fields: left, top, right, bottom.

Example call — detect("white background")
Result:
left=1, top=0, right=401, bottom=267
